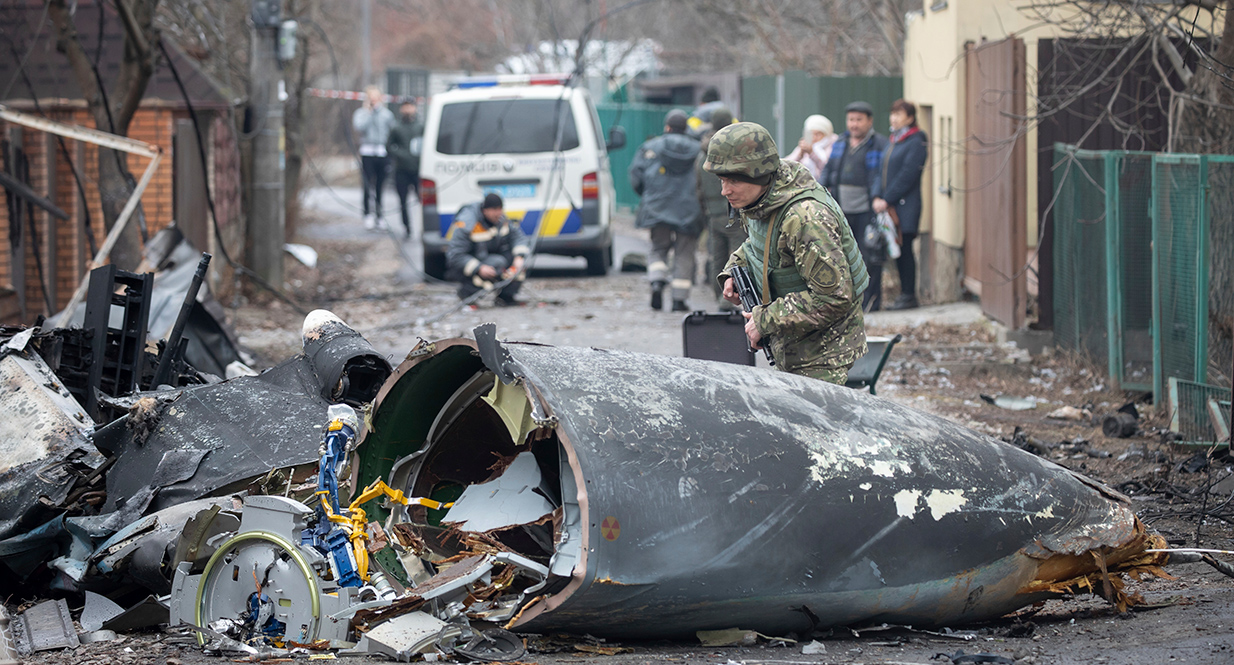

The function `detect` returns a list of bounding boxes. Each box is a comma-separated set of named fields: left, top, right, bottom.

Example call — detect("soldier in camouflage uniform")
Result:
left=704, top=122, right=868, bottom=384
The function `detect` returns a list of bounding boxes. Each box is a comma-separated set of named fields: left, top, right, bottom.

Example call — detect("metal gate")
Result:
left=964, top=37, right=1027, bottom=329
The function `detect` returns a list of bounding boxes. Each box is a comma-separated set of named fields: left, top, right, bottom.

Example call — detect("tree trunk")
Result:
left=284, top=0, right=314, bottom=238
left=1176, top=2, right=1234, bottom=385
left=48, top=0, right=160, bottom=271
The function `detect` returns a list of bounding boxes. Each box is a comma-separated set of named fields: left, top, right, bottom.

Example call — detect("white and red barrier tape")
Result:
left=306, top=88, right=424, bottom=103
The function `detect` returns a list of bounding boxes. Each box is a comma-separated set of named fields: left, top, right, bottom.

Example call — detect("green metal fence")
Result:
left=1052, top=144, right=1220, bottom=400
left=1053, top=148, right=1110, bottom=368
left=596, top=102, right=684, bottom=210
left=740, top=73, right=902, bottom=150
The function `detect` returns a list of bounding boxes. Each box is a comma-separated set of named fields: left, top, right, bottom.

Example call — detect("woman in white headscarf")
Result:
left=783, top=114, right=836, bottom=181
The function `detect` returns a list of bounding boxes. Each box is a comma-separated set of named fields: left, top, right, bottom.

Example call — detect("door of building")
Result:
left=964, top=37, right=1027, bottom=329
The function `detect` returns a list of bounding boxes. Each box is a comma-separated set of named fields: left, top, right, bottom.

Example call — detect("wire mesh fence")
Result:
left=1052, top=144, right=1219, bottom=401
left=1052, top=147, right=1109, bottom=366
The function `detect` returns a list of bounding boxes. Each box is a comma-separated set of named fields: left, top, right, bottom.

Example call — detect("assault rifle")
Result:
left=729, top=265, right=775, bottom=366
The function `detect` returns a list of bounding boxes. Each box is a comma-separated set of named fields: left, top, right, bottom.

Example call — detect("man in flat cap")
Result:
left=820, top=101, right=889, bottom=311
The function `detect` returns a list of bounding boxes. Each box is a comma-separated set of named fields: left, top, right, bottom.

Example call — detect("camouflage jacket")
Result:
left=718, top=161, right=867, bottom=381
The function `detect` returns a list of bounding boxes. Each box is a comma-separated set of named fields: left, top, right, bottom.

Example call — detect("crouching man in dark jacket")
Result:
left=445, top=193, right=529, bottom=306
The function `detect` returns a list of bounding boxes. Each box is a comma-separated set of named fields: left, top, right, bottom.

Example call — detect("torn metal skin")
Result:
left=0, top=332, right=104, bottom=547
left=0, top=309, right=390, bottom=597
left=102, top=310, right=392, bottom=516
left=357, top=327, right=1169, bottom=639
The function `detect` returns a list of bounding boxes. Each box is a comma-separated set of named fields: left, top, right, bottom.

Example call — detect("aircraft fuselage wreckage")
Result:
left=190, top=322, right=1158, bottom=645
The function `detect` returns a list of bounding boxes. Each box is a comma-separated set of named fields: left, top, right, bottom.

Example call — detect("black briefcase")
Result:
left=681, top=311, right=756, bottom=366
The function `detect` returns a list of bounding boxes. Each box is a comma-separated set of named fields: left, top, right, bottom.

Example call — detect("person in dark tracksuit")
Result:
left=874, top=99, right=928, bottom=310
left=387, top=100, right=424, bottom=238
left=445, top=194, right=528, bottom=306
left=820, top=101, right=888, bottom=312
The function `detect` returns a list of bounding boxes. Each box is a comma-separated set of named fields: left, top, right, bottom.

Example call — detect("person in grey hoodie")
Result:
left=629, top=109, right=703, bottom=311
left=352, top=86, right=396, bottom=230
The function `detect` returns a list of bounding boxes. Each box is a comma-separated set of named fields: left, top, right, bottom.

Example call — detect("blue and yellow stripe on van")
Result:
left=437, top=208, right=583, bottom=238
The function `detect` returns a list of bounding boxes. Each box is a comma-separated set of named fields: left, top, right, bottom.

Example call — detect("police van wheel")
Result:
left=584, top=246, right=611, bottom=276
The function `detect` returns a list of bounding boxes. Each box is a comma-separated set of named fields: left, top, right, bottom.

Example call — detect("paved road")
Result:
left=300, top=185, right=644, bottom=278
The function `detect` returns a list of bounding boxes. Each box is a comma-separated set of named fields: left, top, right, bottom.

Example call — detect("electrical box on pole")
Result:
left=278, top=20, right=298, bottom=63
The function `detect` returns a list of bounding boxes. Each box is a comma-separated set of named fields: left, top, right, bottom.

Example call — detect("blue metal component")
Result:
left=243, top=591, right=286, bottom=639
left=325, top=528, right=361, bottom=588
left=317, top=422, right=356, bottom=515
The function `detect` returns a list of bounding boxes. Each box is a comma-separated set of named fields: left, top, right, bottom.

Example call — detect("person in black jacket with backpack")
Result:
left=873, top=99, right=928, bottom=310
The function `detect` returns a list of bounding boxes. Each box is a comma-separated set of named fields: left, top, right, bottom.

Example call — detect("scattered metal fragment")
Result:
left=349, top=611, right=461, bottom=661
left=451, top=627, right=526, bottom=662
left=572, top=643, right=634, bottom=655
left=1046, top=405, right=1088, bottom=421
left=76, top=629, right=119, bottom=644
left=12, top=599, right=79, bottom=654
left=697, top=628, right=793, bottom=647
left=444, top=452, right=555, bottom=532
left=80, top=591, right=125, bottom=632
left=801, top=640, right=826, bottom=655
left=143, top=228, right=246, bottom=379
left=100, top=595, right=171, bottom=632
left=1103, top=412, right=1139, bottom=438
left=980, top=393, right=1037, bottom=410
left=932, top=650, right=1014, bottom=664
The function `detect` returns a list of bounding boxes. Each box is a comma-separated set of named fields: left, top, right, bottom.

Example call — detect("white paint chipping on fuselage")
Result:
left=924, top=489, right=969, bottom=520
left=894, top=489, right=922, bottom=518
left=892, top=488, right=969, bottom=521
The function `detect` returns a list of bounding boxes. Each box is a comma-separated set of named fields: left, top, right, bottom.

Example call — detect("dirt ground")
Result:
left=18, top=198, right=1234, bottom=664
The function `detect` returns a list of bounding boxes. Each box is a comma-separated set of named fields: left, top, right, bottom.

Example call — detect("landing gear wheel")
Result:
left=195, top=531, right=323, bottom=646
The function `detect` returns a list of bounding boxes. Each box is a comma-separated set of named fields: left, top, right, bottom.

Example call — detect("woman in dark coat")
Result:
left=873, top=99, right=928, bottom=310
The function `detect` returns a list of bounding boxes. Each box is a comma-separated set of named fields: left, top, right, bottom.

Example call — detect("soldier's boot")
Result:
left=650, top=281, right=665, bottom=310
left=888, top=294, right=918, bottom=310
left=671, top=300, right=689, bottom=312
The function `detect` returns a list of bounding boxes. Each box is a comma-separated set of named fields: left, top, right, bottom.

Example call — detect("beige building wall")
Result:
left=904, top=0, right=1064, bottom=301
left=904, top=0, right=1216, bottom=303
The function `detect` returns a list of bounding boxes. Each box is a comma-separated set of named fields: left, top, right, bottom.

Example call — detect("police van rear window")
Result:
left=436, top=99, right=580, bottom=154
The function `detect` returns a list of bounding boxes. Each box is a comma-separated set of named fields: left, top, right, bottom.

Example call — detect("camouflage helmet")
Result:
left=703, top=122, right=780, bottom=178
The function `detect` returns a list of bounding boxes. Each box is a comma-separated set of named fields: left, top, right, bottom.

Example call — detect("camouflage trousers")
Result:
left=785, top=365, right=848, bottom=385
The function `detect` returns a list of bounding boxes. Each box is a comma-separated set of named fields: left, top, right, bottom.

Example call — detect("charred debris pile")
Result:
left=0, top=250, right=1206, bottom=661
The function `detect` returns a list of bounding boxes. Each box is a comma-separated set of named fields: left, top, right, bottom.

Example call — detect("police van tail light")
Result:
left=582, top=172, right=599, bottom=200
left=421, top=178, right=437, bottom=206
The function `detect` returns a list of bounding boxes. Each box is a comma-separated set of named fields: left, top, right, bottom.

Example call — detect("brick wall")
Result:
left=0, top=106, right=231, bottom=323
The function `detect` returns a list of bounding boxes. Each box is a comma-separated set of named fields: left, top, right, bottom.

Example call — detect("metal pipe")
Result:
left=151, top=252, right=211, bottom=388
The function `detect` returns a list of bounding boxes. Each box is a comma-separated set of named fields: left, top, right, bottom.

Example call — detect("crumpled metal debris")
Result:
left=353, top=325, right=1170, bottom=639
left=0, top=306, right=389, bottom=601
left=0, top=313, right=1184, bottom=659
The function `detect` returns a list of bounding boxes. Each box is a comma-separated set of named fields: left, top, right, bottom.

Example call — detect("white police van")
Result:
left=419, top=74, right=624, bottom=277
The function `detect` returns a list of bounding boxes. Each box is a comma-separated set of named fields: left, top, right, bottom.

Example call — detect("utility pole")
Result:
left=248, top=0, right=285, bottom=288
